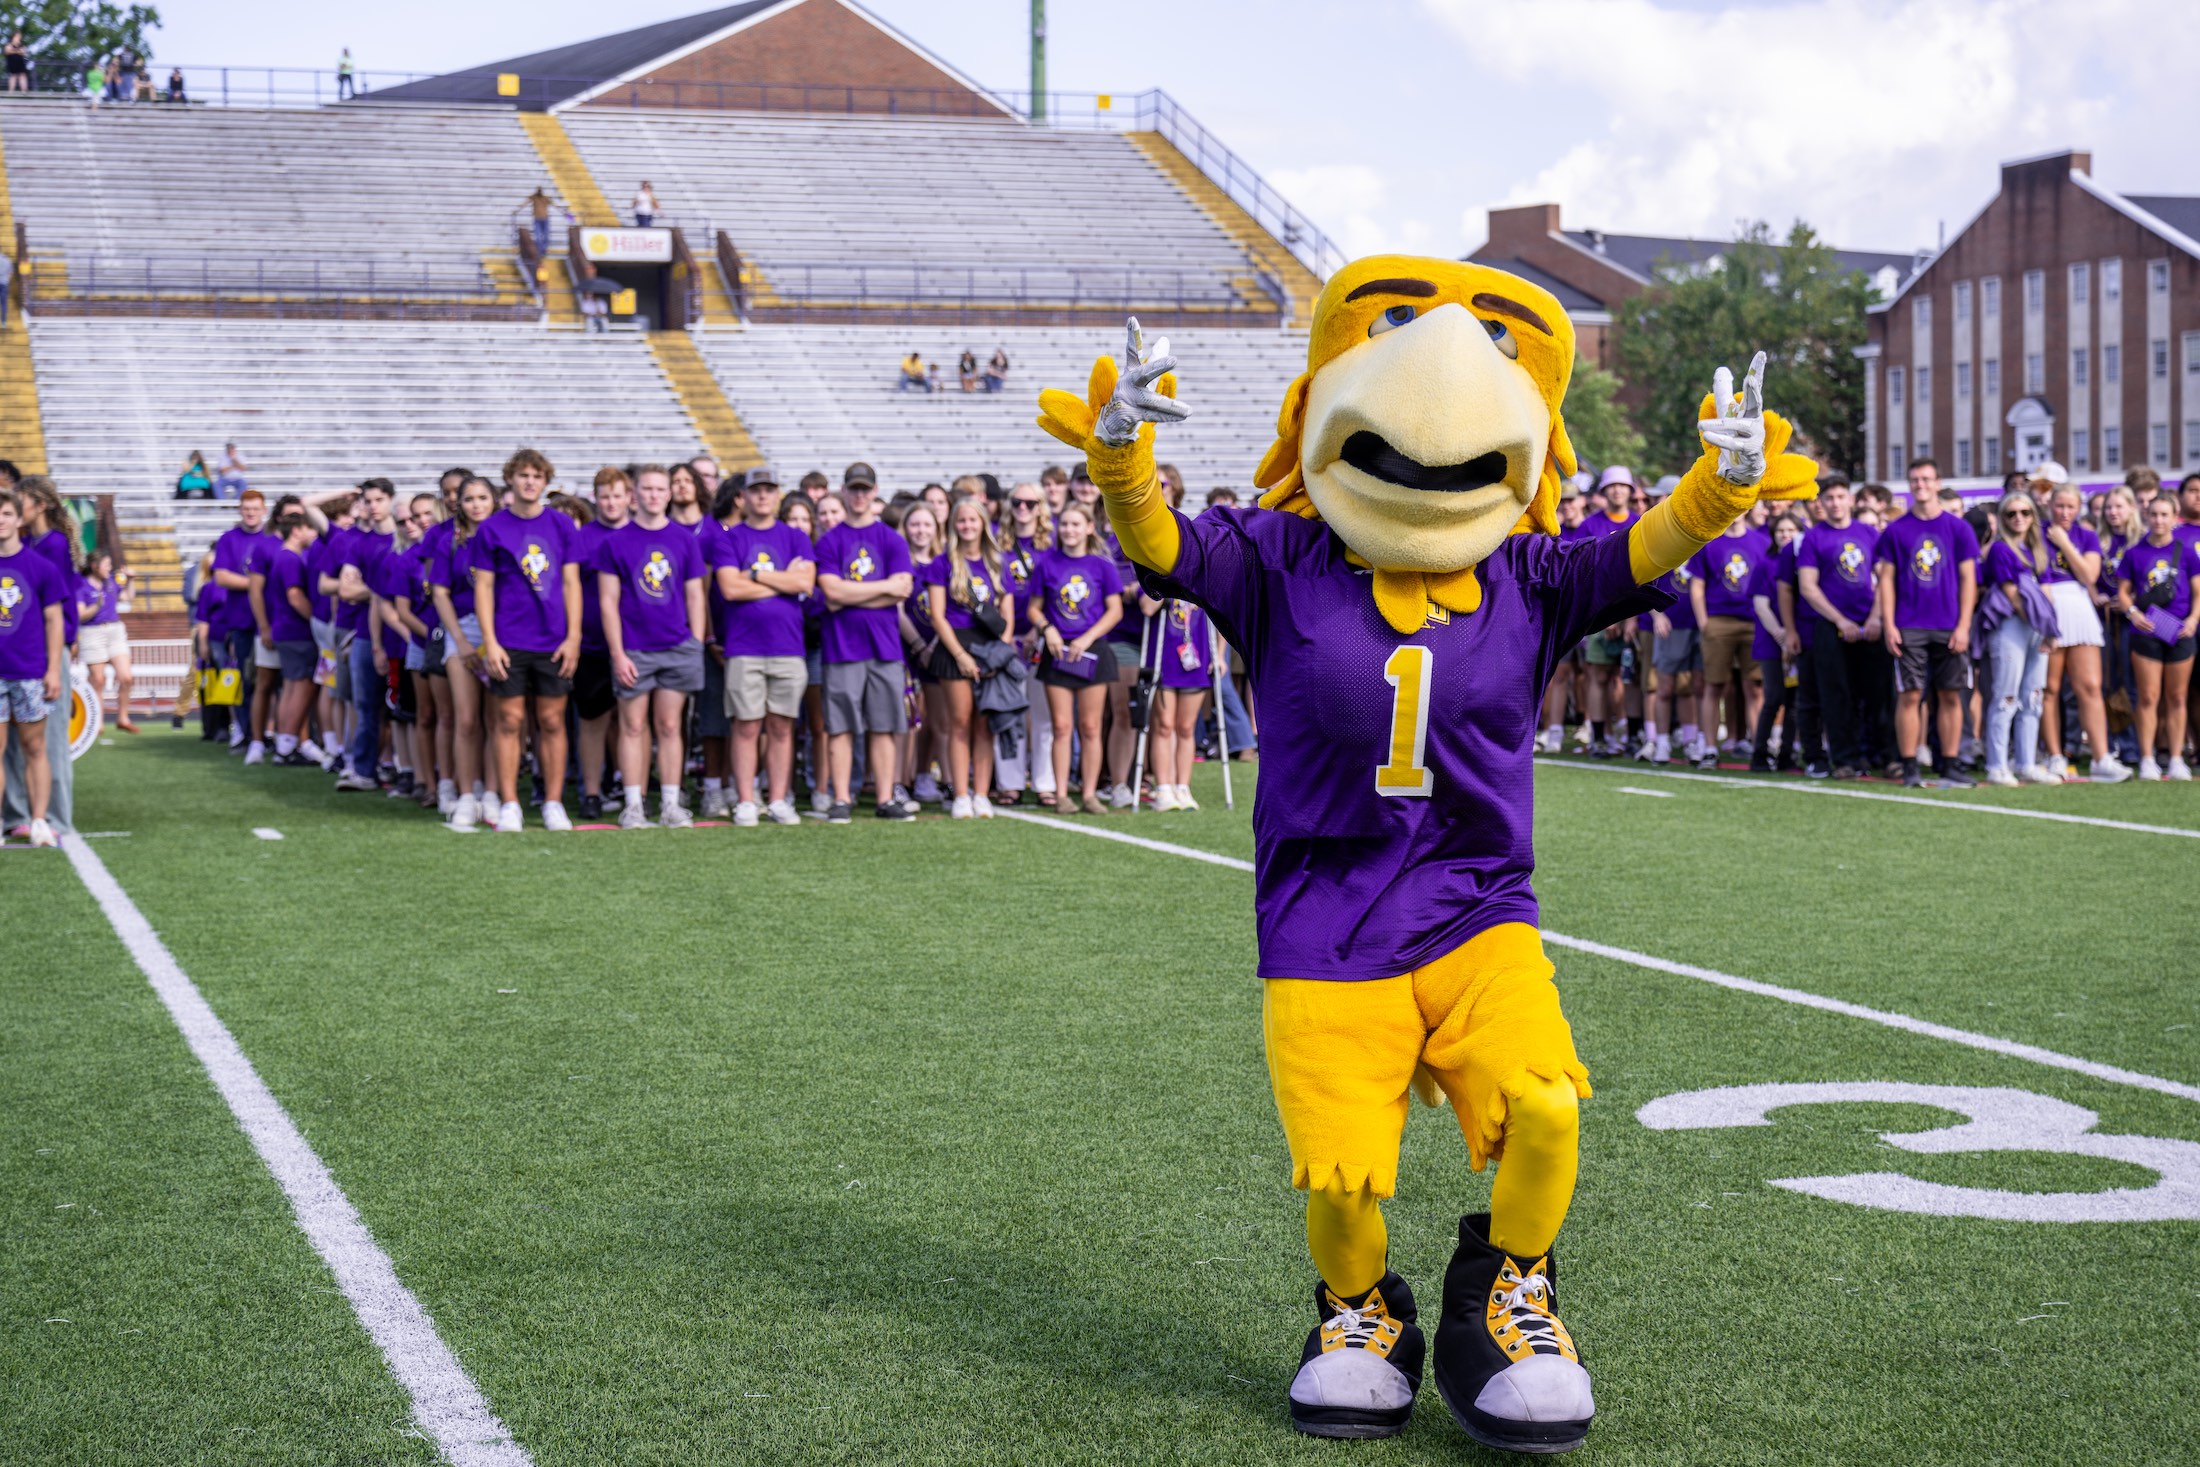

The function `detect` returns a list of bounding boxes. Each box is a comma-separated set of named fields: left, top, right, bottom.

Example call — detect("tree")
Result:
left=1614, top=221, right=1873, bottom=479
left=0, top=1, right=161, bottom=90
left=1560, top=355, right=1646, bottom=478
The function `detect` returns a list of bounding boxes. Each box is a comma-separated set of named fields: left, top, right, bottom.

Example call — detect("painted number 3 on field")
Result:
left=1637, top=1082, right=2200, bottom=1223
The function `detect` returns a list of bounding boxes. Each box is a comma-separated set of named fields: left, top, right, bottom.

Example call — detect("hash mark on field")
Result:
left=1615, top=786, right=1675, bottom=798
left=251, top=828, right=284, bottom=841
left=1003, top=812, right=2200, bottom=1107
left=59, top=835, right=532, bottom=1467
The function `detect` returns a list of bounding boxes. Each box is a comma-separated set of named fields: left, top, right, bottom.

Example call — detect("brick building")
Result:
left=1863, top=150, right=2200, bottom=490
left=1472, top=203, right=1913, bottom=375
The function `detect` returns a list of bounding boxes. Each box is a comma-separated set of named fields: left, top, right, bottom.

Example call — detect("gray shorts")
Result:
left=0, top=677, right=49, bottom=723
left=1652, top=628, right=1702, bottom=677
left=823, top=657, right=907, bottom=735
left=620, top=639, right=705, bottom=698
left=254, top=636, right=283, bottom=671
left=726, top=654, right=806, bottom=721
left=275, top=639, right=317, bottom=682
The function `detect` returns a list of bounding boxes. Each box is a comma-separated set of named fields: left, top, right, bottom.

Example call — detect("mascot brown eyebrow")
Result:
left=1038, top=256, right=1814, bottom=1454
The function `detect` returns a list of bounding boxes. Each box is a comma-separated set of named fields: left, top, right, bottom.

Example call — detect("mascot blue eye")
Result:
left=1482, top=316, right=1520, bottom=360
left=1368, top=304, right=1417, bottom=336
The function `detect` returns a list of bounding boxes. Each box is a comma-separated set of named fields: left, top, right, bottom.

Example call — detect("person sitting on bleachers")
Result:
left=899, top=352, right=929, bottom=393
left=214, top=442, right=250, bottom=500
left=983, top=347, right=1010, bottom=393
left=958, top=350, right=978, bottom=393
left=165, top=66, right=185, bottom=103
left=176, top=450, right=214, bottom=500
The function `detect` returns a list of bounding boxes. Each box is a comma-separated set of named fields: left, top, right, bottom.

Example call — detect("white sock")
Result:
left=472, top=780, right=486, bottom=798
left=438, top=778, right=456, bottom=799
left=1545, top=723, right=1562, bottom=740
left=274, top=734, right=297, bottom=755
left=661, top=782, right=682, bottom=805
left=1642, top=721, right=1660, bottom=740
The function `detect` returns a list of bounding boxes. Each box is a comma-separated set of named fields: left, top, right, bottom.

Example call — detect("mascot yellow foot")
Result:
left=1038, top=256, right=1815, bottom=1452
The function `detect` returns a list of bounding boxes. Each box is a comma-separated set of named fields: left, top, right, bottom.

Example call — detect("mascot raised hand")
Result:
left=1038, top=257, right=1814, bottom=1454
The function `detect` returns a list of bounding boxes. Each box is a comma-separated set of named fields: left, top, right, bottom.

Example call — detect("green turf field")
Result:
left=7, top=728, right=2200, bottom=1465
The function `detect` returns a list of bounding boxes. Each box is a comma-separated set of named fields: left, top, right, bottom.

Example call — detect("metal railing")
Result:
left=23, top=249, right=536, bottom=319
left=746, top=259, right=1284, bottom=322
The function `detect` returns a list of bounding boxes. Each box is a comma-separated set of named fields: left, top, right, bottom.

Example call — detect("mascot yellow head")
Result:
left=1255, top=256, right=1578, bottom=577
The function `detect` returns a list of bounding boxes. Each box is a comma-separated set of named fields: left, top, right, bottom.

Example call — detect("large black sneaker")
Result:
left=1288, top=1271, right=1424, bottom=1439
left=1433, top=1213, right=1593, bottom=1455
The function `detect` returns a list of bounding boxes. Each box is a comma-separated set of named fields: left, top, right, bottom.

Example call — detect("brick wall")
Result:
left=584, top=0, right=1006, bottom=118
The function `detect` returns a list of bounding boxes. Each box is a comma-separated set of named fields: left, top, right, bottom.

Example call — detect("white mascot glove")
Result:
left=1094, top=316, right=1191, bottom=447
left=1700, top=350, right=1768, bottom=487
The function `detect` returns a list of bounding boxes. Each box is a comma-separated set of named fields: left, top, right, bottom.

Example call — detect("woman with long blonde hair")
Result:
left=921, top=495, right=1013, bottom=816
left=430, top=475, right=500, bottom=830
left=1978, top=489, right=2058, bottom=785
left=896, top=501, right=945, bottom=804
left=2036, top=482, right=2122, bottom=780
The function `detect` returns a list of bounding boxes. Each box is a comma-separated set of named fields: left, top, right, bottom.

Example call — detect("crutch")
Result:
left=1127, top=606, right=1163, bottom=812
left=1211, top=621, right=1235, bottom=811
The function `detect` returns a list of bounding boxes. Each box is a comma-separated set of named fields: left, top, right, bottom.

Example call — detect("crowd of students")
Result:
left=1541, top=458, right=2200, bottom=785
left=181, top=453, right=1258, bottom=832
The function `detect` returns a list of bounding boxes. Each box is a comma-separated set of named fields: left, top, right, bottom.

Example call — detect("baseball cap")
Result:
left=2030, top=460, right=2071, bottom=487
left=1596, top=465, right=1636, bottom=492
left=1650, top=474, right=1681, bottom=498
left=1557, top=481, right=1583, bottom=501
left=842, top=462, right=877, bottom=490
left=738, top=466, right=780, bottom=491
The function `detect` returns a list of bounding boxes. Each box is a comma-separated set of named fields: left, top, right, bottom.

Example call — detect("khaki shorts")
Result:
left=726, top=654, right=807, bottom=721
left=1700, top=615, right=1759, bottom=687
left=78, top=620, right=128, bottom=664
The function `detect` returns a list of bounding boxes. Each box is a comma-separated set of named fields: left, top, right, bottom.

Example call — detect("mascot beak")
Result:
left=1302, top=303, right=1551, bottom=530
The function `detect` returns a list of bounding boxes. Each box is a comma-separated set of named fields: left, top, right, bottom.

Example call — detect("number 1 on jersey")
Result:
left=1376, top=645, right=1434, bottom=798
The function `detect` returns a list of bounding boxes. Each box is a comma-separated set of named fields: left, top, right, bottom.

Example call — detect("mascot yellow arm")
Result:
left=1036, top=354, right=1183, bottom=575
left=1627, top=401, right=1819, bottom=584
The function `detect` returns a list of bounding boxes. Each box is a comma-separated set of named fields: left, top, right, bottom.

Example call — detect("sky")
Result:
left=148, top=0, right=2200, bottom=261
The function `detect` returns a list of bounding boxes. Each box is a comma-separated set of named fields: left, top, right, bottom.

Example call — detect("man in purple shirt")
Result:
left=472, top=448, right=583, bottom=832
left=208, top=489, right=273, bottom=754
left=713, top=467, right=815, bottom=827
left=1572, top=466, right=1639, bottom=754
left=814, top=464, right=915, bottom=823
left=333, top=479, right=398, bottom=790
left=1686, top=517, right=1769, bottom=768
left=249, top=511, right=323, bottom=765
left=1874, top=457, right=1978, bottom=787
left=1795, top=479, right=1887, bottom=777
left=599, top=465, right=706, bottom=829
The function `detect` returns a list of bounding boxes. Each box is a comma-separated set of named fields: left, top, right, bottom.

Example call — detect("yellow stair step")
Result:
left=519, top=113, right=619, bottom=229
left=646, top=331, right=761, bottom=473
left=1123, top=131, right=1323, bottom=328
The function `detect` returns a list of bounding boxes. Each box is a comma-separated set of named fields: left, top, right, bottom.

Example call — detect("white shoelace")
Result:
left=1324, top=1305, right=1387, bottom=1349
left=1493, top=1271, right=1565, bottom=1353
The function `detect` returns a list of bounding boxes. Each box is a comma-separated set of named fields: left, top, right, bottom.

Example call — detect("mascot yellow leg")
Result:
left=1266, top=923, right=1594, bottom=1448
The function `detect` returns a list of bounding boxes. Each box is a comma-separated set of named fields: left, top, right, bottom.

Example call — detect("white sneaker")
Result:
left=28, top=817, right=58, bottom=848
left=618, top=801, right=653, bottom=830
left=448, top=794, right=479, bottom=832
left=2089, top=755, right=2133, bottom=784
left=700, top=787, right=731, bottom=820
left=1538, top=727, right=1562, bottom=754
left=542, top=800, right=573, bottom=832
left=1152, top=785, right=1180, bottom=812
left=660, top=796, right=693, bottom=829
left=2139, top=757, right=2163, bottom=781
left=810, top=787, right=832, bottom=814
left=2044, top=754, right=2068, bottom=779
left=2018, top=765, right=2061, bottom=785
left=1985, top=768, right=2021, bottom=787
left=1653, top=735, right=1673, bottom=764
left=243, top=740, right=265, bottom=766
left=1107, top=782, right=1135, bottom=809
left=2170, top=758, right=2194, bottom=782
left=950, top=794, right=974, bottom=819
left=299, top=739, right=326, bottom=765
left=1174, top=784, right=1199, bottom=810
left=437, top=781, right=457, bottom=816
left=495, top=802, right=523, bottom=833
left=766, top=799, right=801, bottom=825
left=972, top=794, right=994, bottom=818
left=914, top=772, right=944, bottom=804
left=733, top=800, right=760, bottom=827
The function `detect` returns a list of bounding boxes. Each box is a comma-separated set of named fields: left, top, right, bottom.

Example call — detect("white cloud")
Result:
left=1419, top=0, right=2200, bottom=252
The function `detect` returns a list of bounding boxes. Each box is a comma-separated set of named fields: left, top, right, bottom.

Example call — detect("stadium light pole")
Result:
left=1029, top=0, right=1046, bottom=122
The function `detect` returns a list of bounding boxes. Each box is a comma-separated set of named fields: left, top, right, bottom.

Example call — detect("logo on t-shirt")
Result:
left=1912, top=538, right=1943, bottom=584
left=1720, top=551, right=1751, bottom=591
left=848, top=547, right=877, bottom=581
left=1169, top=602, right=1193, bottom=631
left=639, top=549, right=674, bottom=599
left=748, top=550, right=778, bottom=574
left=520, top=542, right=550, bottom=588
left=2145, top=555, right=2178, bottom=592
left=0, top=575, right=20, bottom=627
left=1056, top=575, right=1092, bottom=617
left=1672, top=563, right=1694, bottom=587
left=1836, top=540, right=1867, bottom=582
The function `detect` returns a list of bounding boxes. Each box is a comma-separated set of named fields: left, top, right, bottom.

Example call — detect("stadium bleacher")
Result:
left=697, top=323, right=1305, bottom=495
left=28, top=318, right=699, bottom=563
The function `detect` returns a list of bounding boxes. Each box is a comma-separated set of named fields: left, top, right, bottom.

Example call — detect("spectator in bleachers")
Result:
left=132, top=58, right=150, bottom=102
left=215, top=442, right=250, bottom=499
left=984, top=347, right=1010, bottom=393
left=926, top=362, right=943, bottom=394
left=4, top=32, right=27, bottom=93
left=83, top=57, right=103, bottom=107
left=632, top=181, right=658, bottom=228
left=102, top=56, right=121, bottom=104
left=899, top=351, right=927, bottom=392
left=175, top=450, right=213, bottom=500
left=337, top=48, right=355, bottom=101
left=166, top=67, right=184, bottom=103
left=581, top=289, right=608, bottom=333
left=527, top=188, right=553, bottom=254
left=958, top=350, right=978, bottom=392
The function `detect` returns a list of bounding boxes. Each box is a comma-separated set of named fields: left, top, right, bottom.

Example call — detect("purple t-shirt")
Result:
left=77, top=577, right=120, bottom=627
left=305, top=531, right=340, bottom=623
left=903, top=554, right=937, bottom=645
left=428, top=528, right=476, bottom=622
left=412, top=521, right=453, bottom=630
left=920, top=552, right=1008, bottom=632
left=1689, top=529, right=1769, bottom=620
left=713, top=521, right=811, bottom=658
left=1874, top=511, right=1979, bottom=630
left=1032, top=550, right=1123, bottom=642
left=1141, top=508, right=1666, bottom=979
left=472, top=507, right=581, bottom=655
left=598, top=519, right=704, bottom=653
left=193, top=578, right=224, bottom=628
left=1798, top=520, right=1879, bottom=625
left=574, top=519, right=621, bottom=653
left=210, top=524, right=274, bottom=634
left=338, top=525, right=396, bottom=636
left=1158, top=597, right=1212, bottom=689
left=1574, top=510, right=1635, bottom=542
left=1106, top=530, right=1145, bottom=646
left=2043, top=521, right=2100, bottom=587
left=1655, top=562, right=1696, bottom=632
left=2173, top=523, right=2200, bottom=556
left=1775, top=538, right=1812, bottom=632
left=2119, top=539, right=2200, bottom=625
left=264, top=545, right=314, bottom=644
left=815, top=520, right=913, bottom=664
left=1004, top=535, right=1043, bottom=597
left=371, top=543, right=422, bottom=659
left=0, top=545, right=64, bottom=679
left=1746, top=556, right=1782, bottom=661
left=1979, top=538, right=2045, bottom=593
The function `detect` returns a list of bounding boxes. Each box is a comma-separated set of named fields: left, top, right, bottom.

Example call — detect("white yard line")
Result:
left=1614, top=787, right=1675, bottom=798
left=994, top=811, right=2200, bottom=1106
left=1534, top=756, right=2200, bottom=840
left=61, top=835, right=532, bottom=1467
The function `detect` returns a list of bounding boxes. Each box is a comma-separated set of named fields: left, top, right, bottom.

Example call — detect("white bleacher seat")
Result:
left=695, top=323, right=1307, bottom=496
left=27, top=318, right=702, bottom=564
